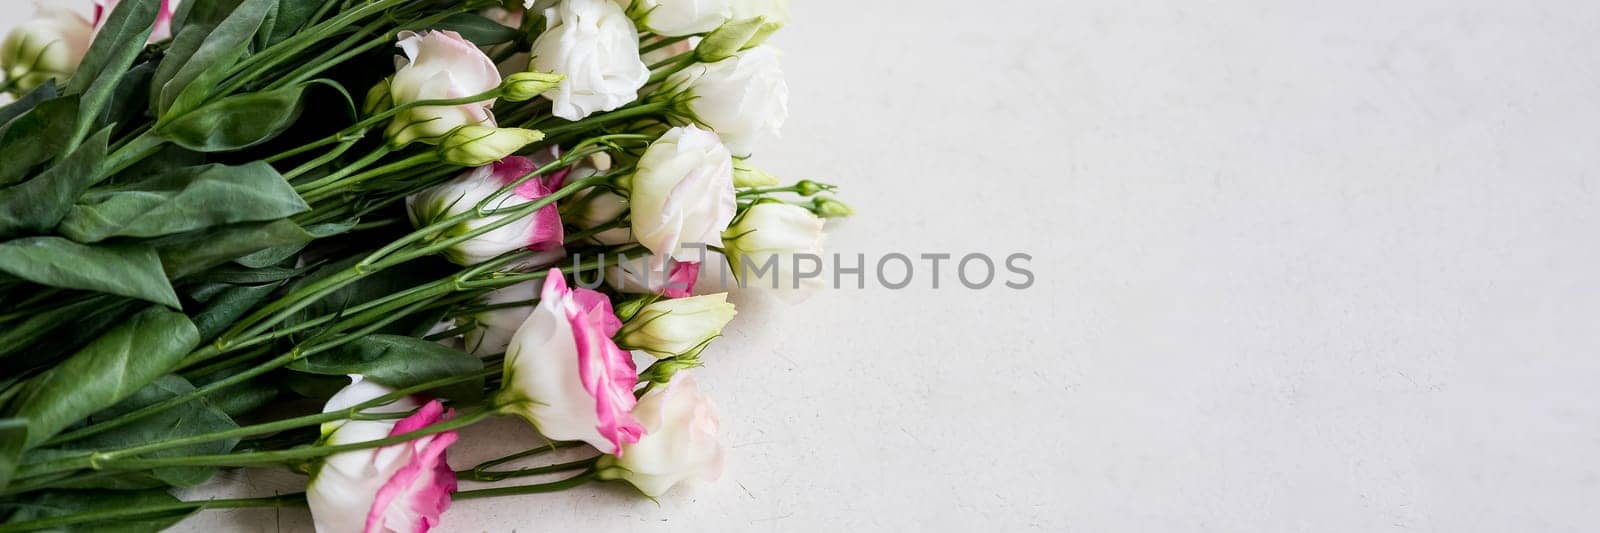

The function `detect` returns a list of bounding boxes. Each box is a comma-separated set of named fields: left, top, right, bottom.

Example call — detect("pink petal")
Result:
left=540, top=271, right=644, bottom=454
left=363, top=401, right=459, bottom=533
left=663, top=261, right=700, bottom=298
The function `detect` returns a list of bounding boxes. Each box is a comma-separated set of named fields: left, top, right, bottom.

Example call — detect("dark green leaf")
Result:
left=69, top=0, right=159, bottom=151
left=0, top=307, right=198, bottom=449
left=284, top=255, right=452, bottom=336
left=262, top=0, right=322, bottom=47
left=31, top=376, right=240, bottom=488
left=0, top=95, right=80, bottom=187
left=156, top=219, right=314, bottom=279
left=431, top=13, right=521, bottom=46
left=189, top=263, right=315, bottom=284
left=190, top=281, right=284, bottom=342
left=0, top=418, right=26, bottom=490
left=156, top=83, right=307, bottom=152
left=0, top=238, right=180, bottom=308
left=0, top=128, right=109, bottom=238
left=290, top=335, right=483, bottom=401
left=0, top=489, right=193, bottom=532
left=96, top=61, right=157, bottom=134
left=232, top=219, right=354, bottom=268
left=0, top=295, right=140, bottom=370
left=59, top=162, right=309, bottom=242
left=172, top=0, right=246, bottom=33
left=154, top=0, right=278, bottom=119
left=0, top=81, right=58, bottom=129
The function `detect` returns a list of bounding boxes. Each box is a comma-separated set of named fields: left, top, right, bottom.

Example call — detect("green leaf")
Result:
left=0, top=129, right=109, bottom=239
left=153, top=0, right=278, bottom=119
left=290, top=335, right=484, bottom=401
left=0, top=238, right=180, bottom=308
left=190, top=281, right=284, bottom=342
left=432, top=13, right=521, bottom=46
left=0, top=418, right=26, bottom=491
left=69, top=0, right=159, bottom=152
left=0, top=81, right=58, bottom=129
left=232, top=219, right=353, bottom=268
left=95, top=62, right=158, bottom=134
left=58, top=162, right=309, bottom=242
left=262, top=0, right=322, bottom=47
left=189, top=263, right=315, bottom=284
left=31, top=376, right=240, bottom=488
left=0, top=295, right=140, bottom=371
left=171, top=0, right=246, bottom=33
left=0, top=307, right=199, bottom=450
left=155, top=83, right=307, bottom=152
left=156, top=219, right=314, bottom=279
left=0, top=95, right=80, bottom=187
left=0, top=489, right=193, bottom=532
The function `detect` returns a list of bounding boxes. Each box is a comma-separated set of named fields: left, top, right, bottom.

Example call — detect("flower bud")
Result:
left=722, top=201, right=826, bottom=293
left=363, top=77, right=394, bottom=115
left=617, top=293, right=736, bottom=357
left=1, top=7, right=93, bottom=91
left=502, top=71, right=564, bottom=102
left=597, top=372, right=724, bottom=497
left=438, top=126, right=544, bottom=167
left=623, top=0, right=732, bottom=37
left=732, top=158, right=780, bottom=187
left=730, top=0, right=788, bottom=43
left=693, top=16, right=765, bottom=62
left=386, top=30, right=502, bottom=146
left=812, top=196, right=854, bottom=218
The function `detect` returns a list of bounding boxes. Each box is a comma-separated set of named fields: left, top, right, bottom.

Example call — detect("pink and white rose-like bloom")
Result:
left=629, top=125, right=736, bottom=262
left=2, top=4, right=94, bottom=91
left=308, top=377, right=458, bottom=533
left=386, top=30, right=502, bottom=145
left=496, top=271, right=644, bottom=454
left=606, top=254, right=700, bottom=298
left=406, top=153, right=567, bottom=267
left=597, top=372, right=724, bottom=497
left=665, top=46, right=789, bottom=156
left=528, top=0, right=649, bottom=120
left=93, top=0, right=179, bottom=42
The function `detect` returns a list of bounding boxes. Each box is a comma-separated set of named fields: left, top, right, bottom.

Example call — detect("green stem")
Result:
left=300, top=152, right=440, bottom=203
left=0, top=494, right=305, bottom=533
left=291, top=146, right=392, bottom=194
left=453, top=470, right=600, bottom=500
left=535, top=102, right=671, bottom=138
left=458, top=456, right=598, bottom=482
left=97, top=131, right=167, bottom=183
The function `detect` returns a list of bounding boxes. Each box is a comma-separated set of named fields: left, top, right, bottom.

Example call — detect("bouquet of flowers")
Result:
left=0, top=0, right=845, bottom=530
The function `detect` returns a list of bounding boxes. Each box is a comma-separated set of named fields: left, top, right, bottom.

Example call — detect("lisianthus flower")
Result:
left=597, top=372, right=724, bottom=496
left=617, top=293, right=736, bottom=357
left=607, top=254, right=701, bottom=298
left=721, top=201, right=826, bottom=295
left=406, top=153, right=567, bottom=267
left=618, top=0, right=732, bottom=37
left=307, top=376, right=459, bottom=533
left=2, top=4, right=93, bottom=91
left=629, top=125, right=737, bottom=262
left=665, top=46, right=788, bottom=156
left=528, top=0, right=649, bottom=120
left=496, top=270, right=644, bottom=454
left=386, top=30, right=502, bottom=146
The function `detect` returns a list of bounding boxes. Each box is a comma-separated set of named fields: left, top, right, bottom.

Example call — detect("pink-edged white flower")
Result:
left=407, top=154, right=567, bottom=267
left=629, top=125, right=736, bottom=262
left=308, top=376, right=458, bottom=533
left=618, top=0, right=731, bottom=37
left=496, top=270, right=644, bottom=454
left=569, top=188, right=634, bottom=245
left=93, top=0, right=179, bottom=42
left=617, top=293, right=736, bottom=357
left=386, top=30, right=502, bottom=146
left=597, top=372, right=724, bottom=496
left=665, top=46, right=788, bottom=156
left=2, top=4, right=93, bottom=91
left=528, top=0, right=649, bottom=120
left=606, top=254, right=700, bottom=298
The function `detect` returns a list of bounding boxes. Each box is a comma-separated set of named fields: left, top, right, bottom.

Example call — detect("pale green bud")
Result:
left=363, top=77, right=394, bottom=115
left=502, top=71, right=564, bottom=102
left=617, top=293, right=738, bottom=358
left=812, top=196, right=855, bottom=218
left=695, top=17, right=767, bottom=63
left=732, top=158, right=780, bottom=187
left=438, top=126, right=545, bottom=167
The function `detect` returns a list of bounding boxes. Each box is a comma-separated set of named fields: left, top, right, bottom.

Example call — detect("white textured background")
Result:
left=8, top=0, right=1600, bottom=531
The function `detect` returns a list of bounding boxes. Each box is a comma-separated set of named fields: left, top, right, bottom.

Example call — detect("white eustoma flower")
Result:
left=665, top=46, right=788, bottom=155
left=386, top=30, right=502, bottom=145
left=307, top=376, right=459, bottom=533
left=619, top=0, right=731, bottom=37
left=1, top=5, right=93, bottom=91
left=606, top=254, right=700, bottom=297
left=597, top=372, right=724, bottom=497
left=617, top=293, right=736, bottom=357
left=461, top=280, right=538, bottom=357
left=529, top=0, right=649, bottom=120
left=629, top=125, right=736, bottom=261
left=721, top=202, right=825, bottom=292
left=406, top=154, right=566, bottom=267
